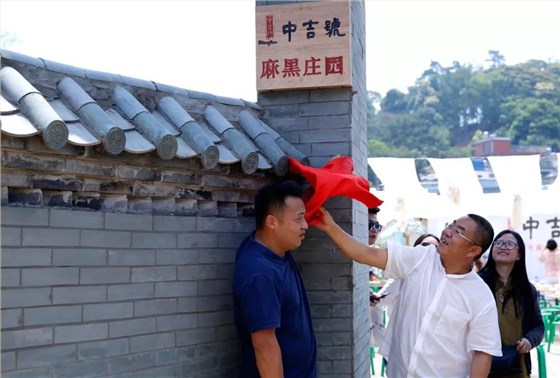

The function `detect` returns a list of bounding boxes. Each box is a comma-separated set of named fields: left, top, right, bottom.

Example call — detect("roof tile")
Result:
left=0, top=49, right=309, bottom=175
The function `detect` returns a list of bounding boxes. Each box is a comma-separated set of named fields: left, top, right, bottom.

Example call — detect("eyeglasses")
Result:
left=369, top=221, right=382, bottom=232
left=445, top=222, right=481, bottom=247
left=493, top=240, right=518, bottom=250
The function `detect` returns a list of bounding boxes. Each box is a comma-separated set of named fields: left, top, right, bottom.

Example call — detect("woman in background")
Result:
left=537, top=238, right=559, bottom=284
left=479, top=230, right=544, bottom=377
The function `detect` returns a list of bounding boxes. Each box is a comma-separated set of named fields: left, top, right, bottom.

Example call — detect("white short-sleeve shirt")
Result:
left=379, top=243, right=501, bottom=378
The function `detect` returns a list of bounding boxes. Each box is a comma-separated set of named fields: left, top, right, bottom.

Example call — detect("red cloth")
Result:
left=288, top=156, right=383, bottom=225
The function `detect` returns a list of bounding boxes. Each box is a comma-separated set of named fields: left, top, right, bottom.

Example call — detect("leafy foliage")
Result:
left=367, top=52, right=560, bottom=157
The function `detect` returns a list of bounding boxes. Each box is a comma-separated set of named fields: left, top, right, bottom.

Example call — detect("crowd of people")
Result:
left=232, top=178, right=550, bottom=378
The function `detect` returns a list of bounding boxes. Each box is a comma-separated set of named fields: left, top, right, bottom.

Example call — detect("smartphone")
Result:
left=370, top=292, right=390, bottom=302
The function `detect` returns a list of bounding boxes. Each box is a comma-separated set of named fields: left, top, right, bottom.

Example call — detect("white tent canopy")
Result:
left=368, top=154, right=560, bottom=280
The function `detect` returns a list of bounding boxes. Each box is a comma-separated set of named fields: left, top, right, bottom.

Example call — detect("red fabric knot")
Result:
left=288, top=156, right=383, bottom=225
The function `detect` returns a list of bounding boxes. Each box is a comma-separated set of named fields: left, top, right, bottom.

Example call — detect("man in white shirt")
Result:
left=314, top=210, right=501, bottom=378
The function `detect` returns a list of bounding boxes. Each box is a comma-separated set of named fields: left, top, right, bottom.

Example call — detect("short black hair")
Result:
left=468, top=213, right=494, bottom=260
left=254, top=180, right=304, bottom=229
left=546, top=239, right=558, bottom=250
left=369, top=207, right=380, bottom=215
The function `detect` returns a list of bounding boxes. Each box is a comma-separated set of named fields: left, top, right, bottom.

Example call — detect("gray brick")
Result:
left=53, top=248, right=107, bottom=266
left=53, top=286, right=106, bottom=304
left=218, top=202, right=237, bottom=217
left=310, top=88, right=352, bottom=102
left=174, top=199, right=197, bottom=216
left=177, top=233, right=217, bottom=248
left=199, top=248, right=236, bottom=264
left=1, top=248, right=52, bottom=266
left=156, top=314, right=197, bottom=332
left=108, top=283, right=154, bottom=301
left=24, top=305, right=82, bottom=326
left=2, top=351, right=16, bottom=371
left=81, top=267, right=130, bottom=284
left=131, top=232, right=176, bottom=248
left=107, top=352, right=155, bottom=375
left=78, top=338, right=129, bottom=359
left=196, top=217, right=233, bottom=232
left=1, top=309, right=22, bottom=329
left=177, top=265, right=217, bottom=280
left=2, top=268, right=20, bottom=287
left=2, top=367, right=50, bottom=378
left=22, top=267, right=79, bottom=286
left=54, top=323, right=108, bottom=343
left=130, top=332, right=175, bottom=353
left=22, top=228, right=80, bottom=247
left=197, top=279, right=231, bottom=295
left=109, top=317, right=156, bottom=338
left=108, top=249, right=155, bottom=266
left=309, top=114, right=351, bottom=129
left=1, top=186, right=7, bottom=206
left=105, top=213, right=152, bottom=231
left=1, top=227, right=21, bottom=247
left=155, top=346, right=195, bottom=365
left=1, top=327, right=53, bottom=349
left=1, top=288, right=51, bottom=308
left=318, top=345, right=352, bottom=360
left=80, top=230, right=131, bottom=248
left=198, top=310, right=233, bottom=327
left=156, top=249, right=197, bottom=265
left=300, top=128, right=349, bottom=143
left=2, top=151, right=65, bottom=172
left=311, top=141, right=351, bottom=156
left=101, top=195, right=128, bottom=212
left=131, top=267, right=176, bottom=282
left=217, top=234, right=243, bottom=251
left=18, top=344, right=76, bottom=369
left=105, top=365, right=177, bottom=378
left=176, top=328, right=216, bottom=346
left=1, top=207, right=49, bottom=226
left=178, top=295, right=231, bottom=313
left=151, top=197, right=175, bottom=215
left=53, top=359, right=107, bottom=378
left=153, top=215, right=196, bottom=232
left=314, top=318, right=352, bottom=332
left=217, top=324, right=238, bottom=341
left=65, top=159, right=115, bottom=176
left=50, top=209, right=104, bottom=229
left=217, top=263, right=235, bottom=279
left=234, top=218, right=254, bottom=233
left=83, top=303, right=133, bottom=321
left=134, top=298, right=177, bottom=316
left=197, top=200, right=218, bottom=216
left=1, top=171, right=28, bottom=187
left=155, top=281, right=197, bottom=297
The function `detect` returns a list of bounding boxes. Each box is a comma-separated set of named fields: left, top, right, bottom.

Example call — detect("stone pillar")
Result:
left=257, top=1, right=370, bottom=376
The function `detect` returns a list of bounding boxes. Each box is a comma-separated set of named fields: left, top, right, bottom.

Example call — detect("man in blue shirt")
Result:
left=233, top=180, right=317, bottom=378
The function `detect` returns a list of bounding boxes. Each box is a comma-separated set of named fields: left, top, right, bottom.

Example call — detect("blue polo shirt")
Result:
left=233, top=232, right=317, bottom=378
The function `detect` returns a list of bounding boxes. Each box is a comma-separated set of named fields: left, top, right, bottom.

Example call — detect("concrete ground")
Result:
left=369, top=338, right=560, bottom=378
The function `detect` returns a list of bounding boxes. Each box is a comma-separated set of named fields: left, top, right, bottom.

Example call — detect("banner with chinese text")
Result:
left=256, top=1, right=351, bottom=92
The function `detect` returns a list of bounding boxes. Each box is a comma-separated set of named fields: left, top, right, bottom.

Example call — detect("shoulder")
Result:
left=528, top=282, right=539, bottom=297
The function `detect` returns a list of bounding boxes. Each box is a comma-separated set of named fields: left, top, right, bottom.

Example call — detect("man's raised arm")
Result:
left=312, top=208, right=388, bottom=269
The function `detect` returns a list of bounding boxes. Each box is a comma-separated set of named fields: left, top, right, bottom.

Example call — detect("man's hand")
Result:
left=310, top=207, right=333, bottom=232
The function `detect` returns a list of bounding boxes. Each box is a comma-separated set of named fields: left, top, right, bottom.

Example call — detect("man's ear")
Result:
left=265, top=214, right=278, bottom=230
left=467, top=246, right=482, bottom=261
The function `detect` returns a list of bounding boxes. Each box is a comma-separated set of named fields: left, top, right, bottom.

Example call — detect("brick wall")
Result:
left=1, top=207, right=252, bottom=377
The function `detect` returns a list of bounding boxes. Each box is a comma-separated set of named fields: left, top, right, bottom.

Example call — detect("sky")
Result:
left=1, top=0, right=559, bottom=103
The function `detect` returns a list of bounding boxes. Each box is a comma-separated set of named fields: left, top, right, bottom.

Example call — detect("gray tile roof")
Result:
left=0, top=49, right=309, bottom=175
